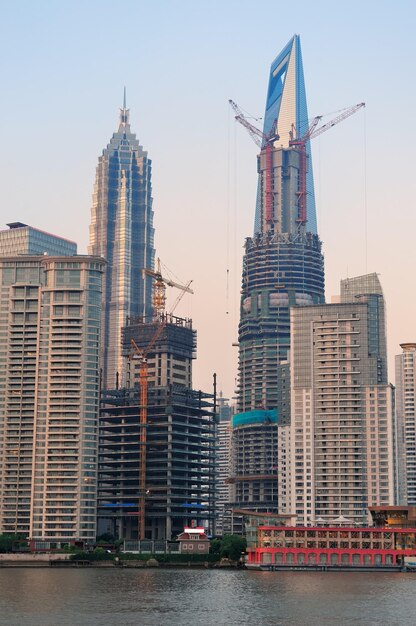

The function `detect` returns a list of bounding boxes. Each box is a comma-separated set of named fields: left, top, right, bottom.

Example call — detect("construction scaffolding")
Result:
left=123, top=314, right=197, bottom=361
left=97, top=385, right=217, bottom=541
left=228, top=410, right=279, bottom=515
left=238, top=230, right=324, bottom=412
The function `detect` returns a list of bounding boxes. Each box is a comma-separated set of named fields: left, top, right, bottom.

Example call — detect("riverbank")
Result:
left=0, top=553, right=241, bottom=569
left=1, top=556, right=415, bottom=572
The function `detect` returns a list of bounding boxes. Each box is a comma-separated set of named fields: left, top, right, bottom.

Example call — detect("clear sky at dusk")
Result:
left=0, top=0, right=415, bottom=399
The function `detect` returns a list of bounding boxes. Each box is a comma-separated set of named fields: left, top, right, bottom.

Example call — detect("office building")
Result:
left=88, top=93, right=155, bottom=390
left=288, top=273, right=395, bottom=526
left=0, top=254, right=104, bottom=542
left=0, top=222, right=77, bottom=256
left=395, top=343, right=416, bottom=505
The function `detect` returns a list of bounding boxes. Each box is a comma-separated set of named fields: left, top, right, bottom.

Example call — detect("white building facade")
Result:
left=395, top=343, right=416, bottom=505
left=288, top=274, right=395, bottom=525
left=0, top=255, right=104, bottom=542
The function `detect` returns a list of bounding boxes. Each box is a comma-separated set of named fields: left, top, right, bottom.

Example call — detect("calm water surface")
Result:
left=0, top=568, right=415, bottom=625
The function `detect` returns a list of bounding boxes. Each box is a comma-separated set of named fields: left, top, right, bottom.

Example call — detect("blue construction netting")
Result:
left=232, top=409, right=278, bottom=429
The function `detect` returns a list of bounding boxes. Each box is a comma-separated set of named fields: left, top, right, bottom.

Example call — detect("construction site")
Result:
left=229, top=410, right=279, bottom=511
left=97, top=261, right=217, bottom=541
left=97, top=383, right=216, bottom=541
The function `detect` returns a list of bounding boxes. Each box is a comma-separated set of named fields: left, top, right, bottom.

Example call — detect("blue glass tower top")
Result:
left=89, top=92, right=155, bottom=390
left=254, top=35, right=317, bottom=235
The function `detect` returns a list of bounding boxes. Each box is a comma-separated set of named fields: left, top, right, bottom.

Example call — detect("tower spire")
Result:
left=119, top=86, right=130, bottom=129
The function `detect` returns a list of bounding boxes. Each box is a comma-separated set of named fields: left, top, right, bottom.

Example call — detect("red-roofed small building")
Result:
left=177, top=528, right=210, bottom=555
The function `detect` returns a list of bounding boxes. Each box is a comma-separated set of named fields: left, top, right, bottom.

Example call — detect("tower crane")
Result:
left=289, top=102, right=365, bottom=225
left=229, top=99, right=279, bottom=225
left=130, top=261, right=193, bottom=539
left=229, top=98, right=365, bottom=229
left=143, top=257, right=194, bottom=316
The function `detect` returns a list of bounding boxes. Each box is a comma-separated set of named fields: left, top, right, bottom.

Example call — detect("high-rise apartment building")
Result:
left=288, top=273, right=395, bottom=525
left=215, top=395, right=233, bottom=534
left=395, top=343, right=416, bottom=505
left=88, top=94, right=155, bottom=390
left=234, top=35, right=324, bottom=514
left=0, top=253, right=104, bottom=542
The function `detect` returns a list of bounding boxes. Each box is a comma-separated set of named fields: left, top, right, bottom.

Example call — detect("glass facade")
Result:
left=254, top=34, right=317, bottom=235
left=238, top=36, right=325, bottom=414
left=0, top=223, right=77, bottom=257
left=88, top=101, right=155, bottom=390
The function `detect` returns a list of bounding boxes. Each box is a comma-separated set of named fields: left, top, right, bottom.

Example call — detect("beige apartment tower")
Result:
left=0, top=254, right=104, bottom=542
left=395, top=343, right=416, bottom=505
left=288, top=274, right=395, bottom=526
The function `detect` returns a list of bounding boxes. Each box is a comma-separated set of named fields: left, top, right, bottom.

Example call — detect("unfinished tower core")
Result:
left=97, top=314, right=216, bottom=541
left=234, top=35, right=325, bottom=514
left=238, top=34, right=325, bottom=414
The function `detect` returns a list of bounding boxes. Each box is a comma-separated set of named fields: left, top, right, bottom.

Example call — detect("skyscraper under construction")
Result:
left=97, top=314, right=217, bottom=541
left=231, top=35, right=325, bottom=512
left=237, top=35, right=325, bottom=413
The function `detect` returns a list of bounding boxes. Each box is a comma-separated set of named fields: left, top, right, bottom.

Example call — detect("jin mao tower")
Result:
left=89, top=92, right=155, bottom=390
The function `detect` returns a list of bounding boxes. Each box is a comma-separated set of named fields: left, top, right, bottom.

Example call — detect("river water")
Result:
left=0, top=568, right=415, bottom=625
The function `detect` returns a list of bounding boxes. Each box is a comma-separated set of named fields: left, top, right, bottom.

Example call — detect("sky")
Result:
left=0, top=0, right=415, bottom=400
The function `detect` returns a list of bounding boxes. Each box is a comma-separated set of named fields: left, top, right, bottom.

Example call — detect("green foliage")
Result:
left=0, top=534, right=28, bottom=553
left=60, top=544, right=79, bottom=553
left=119, top=552, right=218, bottom=563
left=118, top=552, right=148, bottom=561
left=210, top=538, right=222, bottom=555
left=70, top=549, right=115, bottom=562
left=219, top=535, right=247, bottom=561
left=209, top=535, right=246, bottom=561
left=151, top=553, right=217, bottom=564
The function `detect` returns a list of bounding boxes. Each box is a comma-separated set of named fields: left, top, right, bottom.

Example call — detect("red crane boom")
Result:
left=229, top=100, right=279, bottom=225
left=289, top=102, right=365, bottom=225
left=230, top=98, right=365, bottom=229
